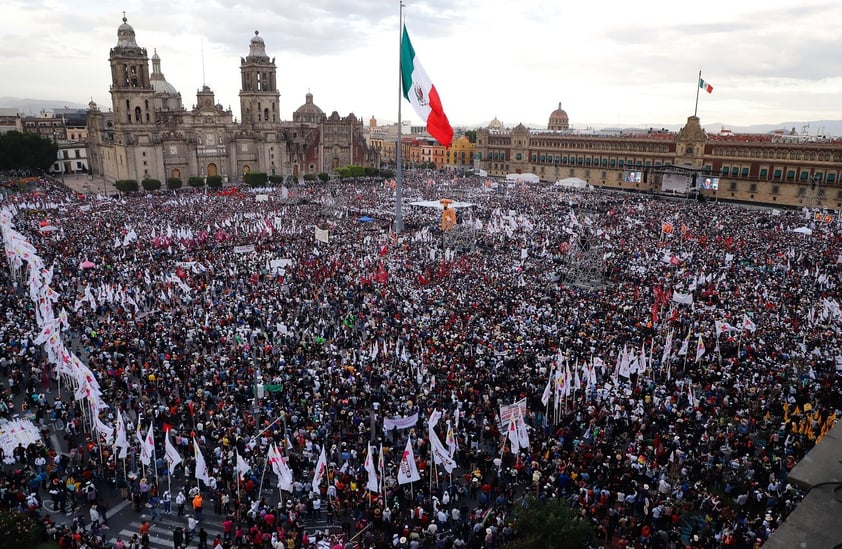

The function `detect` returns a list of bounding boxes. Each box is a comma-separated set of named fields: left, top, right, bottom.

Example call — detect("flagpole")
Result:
left=694, top=70, right=701, bottom=117
left=257, top=453, right=268, bottom=505
left=394, top=0, right=406, bottom=233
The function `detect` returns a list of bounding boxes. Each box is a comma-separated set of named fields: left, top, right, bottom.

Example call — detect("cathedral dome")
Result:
left=548, top=102, right=569, bottom=130
left=116, top=15, right=139, bottom=48
left=293, top=92, right=325, bottom=123
left=150, top=49, right=178, bottom=95
left=488, top=116, right=503, bottom=130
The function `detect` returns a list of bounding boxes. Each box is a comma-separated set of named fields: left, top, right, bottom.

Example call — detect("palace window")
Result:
left=827, top=173, right=836, bottom=183
left=786, top=170, right=795, bottom=181
left=773, top=169, right=782, bottom=180
left=800, top=171, right=809, bottom=181
left=759, top=168, right=768, bottom=178
left=721, top=166, right=729, bottom=175
left=741, top=168, right=749, bottom=177
left=771, top=185, right=780, bottom=195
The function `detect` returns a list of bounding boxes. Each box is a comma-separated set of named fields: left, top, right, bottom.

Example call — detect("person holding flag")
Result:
left=364, top=442, right=379, bottom=494
left=312, top=445, right=327, bottom=494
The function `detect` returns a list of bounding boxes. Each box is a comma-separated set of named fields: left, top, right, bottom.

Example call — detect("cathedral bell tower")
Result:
left=109, top=14, right=156, bottom=127
left=239, top=31, right=280, bottom=126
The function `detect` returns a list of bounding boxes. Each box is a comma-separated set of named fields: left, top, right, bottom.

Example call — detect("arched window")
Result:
left=264, top=108, right=269, bottom=121
left=135, top=106, right=142, bottom=122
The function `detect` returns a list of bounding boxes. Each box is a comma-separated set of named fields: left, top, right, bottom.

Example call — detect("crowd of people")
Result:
left=1, top=172, right=841, bottom=549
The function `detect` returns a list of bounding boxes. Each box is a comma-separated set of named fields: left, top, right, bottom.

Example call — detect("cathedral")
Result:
left=86, top=16, right=378, bottom=184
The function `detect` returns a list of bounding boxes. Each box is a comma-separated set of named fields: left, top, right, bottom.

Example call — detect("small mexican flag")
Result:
left=699, top=78, right=714, bottom=94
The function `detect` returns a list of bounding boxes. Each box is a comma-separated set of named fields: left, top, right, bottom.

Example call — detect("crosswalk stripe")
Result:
left=108, top=518, right=225, bottom=549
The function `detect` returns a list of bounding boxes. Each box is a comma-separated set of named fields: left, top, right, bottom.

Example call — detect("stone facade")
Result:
left=86, top=17, right=377, bottom=184
left=477, top=109, right=842, bottom=209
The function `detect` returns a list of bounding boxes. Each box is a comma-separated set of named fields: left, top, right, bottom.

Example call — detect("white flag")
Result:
left=114, top=412, right=128, bottom=459
left=677, top=332, right=691, bottom=356
left=506, top=414, right=520, bottom=453
left=715, top=320, right=739, bottom=337
left=429, top=429, right=457, bottom=474
left=236, top=450, right=251, bottom=479
left=312, top=446, right=327, bottom=492
left=94, top=414, right=114, bottom=445
left=397, top=439, right=421, bottom=485
left=672, top=291, right=694, bottom=305
left=445, top=420, right=457, bottom=457
left=540, top=366, right=554, bottom=407
left=164, top=428, right=183, bottom=474
left=661, top=330, right=674, bottom=365
left=695, top=335, right=706, bottom=362
left=269, top=443, right=293, bottom=492
left=194, top=438, right=211, bottom=485
left=516, top=408, right=530, bottom=449
left=137, top=422, right=152, bottom=466
left=742, top=313, right=757, bottom=333
left=364, top=442, right=380, bottom=493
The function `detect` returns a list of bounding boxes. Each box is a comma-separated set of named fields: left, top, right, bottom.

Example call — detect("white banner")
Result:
left=383, top=412, right=419, bottom=432
left=498, top=398, right=527, bottom=432
left=315, top=227, right=329, bottom=244
left=234, top=244, right=255, bottom=254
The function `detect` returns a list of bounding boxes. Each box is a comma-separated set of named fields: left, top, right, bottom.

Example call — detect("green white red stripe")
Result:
left=699, top=78, right=713, bottom=94
left=400, top=26, right=454, bottom=147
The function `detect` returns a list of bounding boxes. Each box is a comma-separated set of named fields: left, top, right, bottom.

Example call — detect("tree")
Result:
left=166, top=177, right=183, bottom=190
left=317, top=172, right=330, bottom=182
left=268, top=175, right=284, bottom=184
left=0, top=131, right=58, bottom=172
left=141, top=178, right=161, bottom=191
left=188, top=176, right=205, bottom=188
left=244, top=172, right=268, bottom=187
left=115, top=179, right=139, bottom=193
left=0, top=510, right=45, bottom=547
left=302, top=173, right=317, bottom=181
left=464, top=129, right=477, bottom=143
left=508, top=497, right=595, bottom=549
left=206, top=175, right=223, bottom=189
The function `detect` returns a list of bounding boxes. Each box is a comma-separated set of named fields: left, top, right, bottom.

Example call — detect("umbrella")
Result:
left=80, top=260, right=96, bottom=270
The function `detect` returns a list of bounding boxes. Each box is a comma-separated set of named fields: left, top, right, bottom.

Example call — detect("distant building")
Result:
left=86, top=16, right=377, bottom=184
left=476, top=105, right=842, bottom=209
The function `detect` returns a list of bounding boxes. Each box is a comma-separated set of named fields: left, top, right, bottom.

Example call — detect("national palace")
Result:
left=475, top=105, right=842, bottom=209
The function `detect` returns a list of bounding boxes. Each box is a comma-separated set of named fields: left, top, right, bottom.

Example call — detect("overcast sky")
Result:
left=3, top=0, right=842, bottom=130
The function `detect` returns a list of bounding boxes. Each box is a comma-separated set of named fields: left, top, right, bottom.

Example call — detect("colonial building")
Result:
left=476, top=107, right=842, bottom=209
left=86, top=17, right=377, bottom=184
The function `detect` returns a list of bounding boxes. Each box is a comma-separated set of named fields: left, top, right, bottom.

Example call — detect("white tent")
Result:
left=505, top=173, right=540, bottom=184
left=554, top=177, right=592, bottom=189
left=475, top=169, right=488, bottom=177
left=407, top=200, right=475, bottom=210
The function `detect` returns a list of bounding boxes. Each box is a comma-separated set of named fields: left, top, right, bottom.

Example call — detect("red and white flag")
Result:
left=193, top=437, right=212, bottom=484
left=164, top=427, right=182, bottom=474
left=397, top=439, right=421, bottom=485
left=364, top=442, right=380, bottom=493
left=312, top=446, right=327, bottom=492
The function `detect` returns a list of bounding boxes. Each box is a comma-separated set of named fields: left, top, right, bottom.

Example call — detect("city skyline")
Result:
left=2, top=0, right=842, bottom=131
